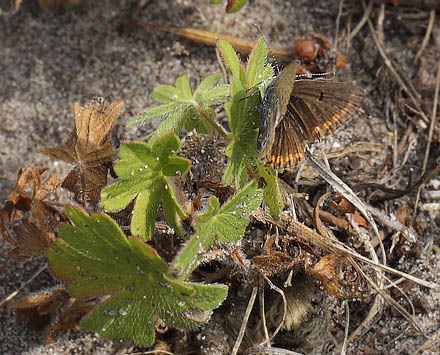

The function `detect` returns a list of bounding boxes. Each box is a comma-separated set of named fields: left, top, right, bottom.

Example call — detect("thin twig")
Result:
left=193, top=103, right=229, bottom=139
left=244, top=347, right=303, bottom=355
left=0, top=264, right=47, bottom=307
left=347, top=207, right=384, bottom=343
left=348, top=257, right=424, bottom=338
left=252, top=208, right=438, bottom=289
left=377, top=2, right=385, bottom=45
left=261, top=275, right=287, bottom=343
left=415, top=10, right=436, bottom=62
left=334, top=0, right=345, bottom=52
left=350, top=0, right=374, bottom=40
left=259, top=276, right=271, bottom=347
left=415, top=328, right=440, bottom=355
left=422, top=58, right=440, bottom=173
left=313, top=191, right=334, bottom=237
left=340, top=301, right=350, bottom=355
left=366, top=15, right=430, bottom=126
left=304, top=148, right=386, bottom=264
left=412, top=58, right=440, bottom=226
left=232, top=286, right=258, bottom=355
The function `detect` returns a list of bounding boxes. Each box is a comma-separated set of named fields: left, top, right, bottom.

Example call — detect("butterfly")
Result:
left=257, top=60, right=364, bottom=170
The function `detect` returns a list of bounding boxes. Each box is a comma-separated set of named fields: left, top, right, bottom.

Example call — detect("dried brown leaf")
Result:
left=331, top=195, right=357, bottom=214
left=38, top=98, right=124, bottom=207
left=7, top=287, right=95, bottom=343
left=253, top=251, right=296, bottom=276
left=8, top=220, right=50, bottom=262
left=7, top=287, right=63, bottom=329
left=1, top=166, right=63, bottom=261
left=2, top=166, right=43, bottom=220
left=310, top=254, right=367, bottom=299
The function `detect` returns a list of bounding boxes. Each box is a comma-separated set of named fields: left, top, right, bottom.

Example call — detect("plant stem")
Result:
left=193, top=103, right=230, bottom=140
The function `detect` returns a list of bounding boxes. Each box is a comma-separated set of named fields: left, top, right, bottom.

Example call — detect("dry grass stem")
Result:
left=415, top=10, right=436, bottom=62
left=0, top=264, right=47, bottom=308
left=232, top=287, right=258, bottom=355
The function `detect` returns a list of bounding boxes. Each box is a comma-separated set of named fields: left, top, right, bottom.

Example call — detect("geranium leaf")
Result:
left=172, top=181, right=263, bottom=278
left=47, top=206, right=227, bottom=347
left=128, top=74, right=229, bottom=147
left=100, top=134, right=190, bottom=240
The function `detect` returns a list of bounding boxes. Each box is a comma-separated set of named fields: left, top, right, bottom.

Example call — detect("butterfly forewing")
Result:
left=258, top=64, right=364, bottom=170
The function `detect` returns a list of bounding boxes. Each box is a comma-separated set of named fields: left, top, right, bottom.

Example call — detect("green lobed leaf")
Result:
left=193, top=73, right=223, bottom=99
left=151, top=85, right=180, bottom=104
left=223, top=77, right=261, bottom=188
left=47, top=206, right=227, bottom=347
left=172, top=181, right=263, bottom=278
left=217, top=39, right=246, bottom=83
left=258, top=164, right=284, bottom=220
left=175, top=75, right=193, bottom=101
left=127, top=74, right=229, bottom=147
left=246, top=37, right=269, bottom=89
left=219, top=37, right=271, bottom=189
left=100, top=134, right=190, bottom=240
left=127, top=103, right=181, bottom=126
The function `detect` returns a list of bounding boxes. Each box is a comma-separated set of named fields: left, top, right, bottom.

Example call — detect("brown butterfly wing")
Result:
left=292, top=80, right=364, bottom=137
left=267, top=80, right=363, bottom=169
left=258, top=62, right=301, bottom=167
left=264, top=108, right=308, bottom=169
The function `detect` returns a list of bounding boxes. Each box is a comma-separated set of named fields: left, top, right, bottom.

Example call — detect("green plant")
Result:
left=2, top=37, right=286, bottom=347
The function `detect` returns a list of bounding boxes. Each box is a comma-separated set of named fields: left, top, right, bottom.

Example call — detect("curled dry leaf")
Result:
left=253, top=234, right=315, bottom=276
left=331, top=195, right=357, bottom=214
left=310, top=254, right=368, bottom=299
left=0, top=166, right=64, bottom=261
left=311, top=33, right=331, bottom=50
left=7, top=286, right=95, bottom=343
left=1, top=166, right=45, bottom=221
left=8, top=220, right=51, bottom=262
left=253, top=251, right=297, bottom=276
left=38, top=98, right=124, bottom=207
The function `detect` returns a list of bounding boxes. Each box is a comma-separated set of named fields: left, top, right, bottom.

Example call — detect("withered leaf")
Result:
left=38, top=98, right=124, bottom=207
left=0, top=166, right=60, bottom=221
left=1, top=166, right=45, bottom=221
left=253, top=251, right=296, bottom=276
left=1, top=166, right=64, bottom=261
left=253, top=235, right=313, bottom=276
left=310, top=254, right=368, bottom=299
left=8, top=220, right=50, bottom=262
left=8, top=287, right=62, bottom=330
left=7, top=286, right=95, bottom=343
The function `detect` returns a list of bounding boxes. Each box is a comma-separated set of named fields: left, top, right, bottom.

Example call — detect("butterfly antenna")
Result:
left=296, top=70, right=336, bottom=80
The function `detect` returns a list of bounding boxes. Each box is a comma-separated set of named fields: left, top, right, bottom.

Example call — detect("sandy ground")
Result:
left=0, top=0, right=439, bottom=354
